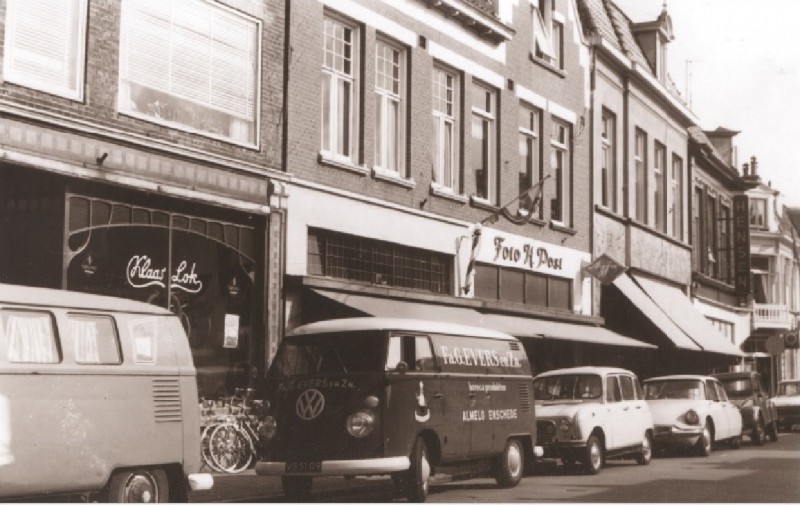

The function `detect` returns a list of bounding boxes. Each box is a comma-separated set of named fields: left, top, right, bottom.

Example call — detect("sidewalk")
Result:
left=190, top=470, right=392, bottom=503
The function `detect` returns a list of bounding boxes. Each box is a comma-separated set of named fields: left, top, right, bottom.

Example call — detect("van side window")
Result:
left=414, top=336, right=435, bottom=372
left=606, top=376, right=621, bottom=403
left=619, top=375, right=635, bottom=401
left=1, top=309, right=61, bottom=364
left=67, top=314, right=122, bottom=365
left=386, top=335, right=437, bottom=372
left=386, top=336, right=402, bottom=370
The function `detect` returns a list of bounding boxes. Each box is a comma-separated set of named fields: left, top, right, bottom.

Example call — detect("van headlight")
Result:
left=346, top=411, right=375, bottom=438
left=684, top=409, right=700, bottom=425
left=260, top=415, right=277, bottom=440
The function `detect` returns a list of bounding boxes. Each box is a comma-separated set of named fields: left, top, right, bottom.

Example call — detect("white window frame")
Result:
left=671, top=153, right=683, bottom=240
left=432, top=65, right=460, bottom=193
left=2, top=0, right=87, bottom=101
left=117, top=0, right=262, bottom=148
left=373, top=37, right=406, bottom=178
left=321, top=13, right=360, bottom=163
left=551, top=19, right=563, bottom=70
left=750, top=198, right=768, bottom=229
left=519, top=103, right=541, bottom=217
left=601, top=109, right=616, bottom=212
left=653, top=141, right=666, bottom=232
left=634, top=128, right=648, bottom=223
left=471, top=81, right=497, bottom=204
left=550, top=119, right=571, bottom=225
left=532, top=0, right=556, bottom=62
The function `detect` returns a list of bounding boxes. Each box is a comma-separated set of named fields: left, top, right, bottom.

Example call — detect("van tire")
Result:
left=281, top=476, right=312, bottom=502
left=495, top=438, right=524, bottom=488
left=402, top=437, right=432, bottom=502
left=107, top=468, right=169, bottom=503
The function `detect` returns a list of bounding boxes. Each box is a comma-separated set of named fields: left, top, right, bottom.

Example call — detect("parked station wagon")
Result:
left=773, top=379, right=800, bottom=432
left=533, top=367, right=653, bottom=474
left=713, top=371, right=778, bottom=445
left=643, top=375, right=743, bottom=455
left=255, top=317, right=540, bottom=502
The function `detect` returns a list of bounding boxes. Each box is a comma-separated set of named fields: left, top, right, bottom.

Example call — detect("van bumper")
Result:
left=187, top=473, right=214, bottom=491
left=256, top=456, right=410, bottom=476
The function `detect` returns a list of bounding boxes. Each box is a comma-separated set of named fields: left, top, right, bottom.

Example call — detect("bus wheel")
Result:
left=403, top=437, right=432, bottom=502
left=107, top=468, right=169, bottom=503
left=495, top=438, right=524, bottom=488
left=281, top=476, right=312, bottom=502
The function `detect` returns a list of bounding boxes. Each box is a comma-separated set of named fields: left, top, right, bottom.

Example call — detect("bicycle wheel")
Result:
left=201, top=423, right=224, bottom=473
left=209, top=423, right=251, bottom=474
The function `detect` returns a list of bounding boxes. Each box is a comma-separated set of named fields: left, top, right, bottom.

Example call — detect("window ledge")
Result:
left=470, top=195, right=499, bottom=212
left=550, top=220, right=577, bottom=235
left=372, top=166, right=416, bottom=189
left=594, top=204, right=626, bottom=224
left=319, top=151, right=369, bottom=175
left=529, top=52, right=567, bottom=78
left=430, top=183, right=468, bottom=203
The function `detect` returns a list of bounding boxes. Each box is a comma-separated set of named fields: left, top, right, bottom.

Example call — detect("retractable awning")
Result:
left=312, top=289, right=654, bottom=349
left=632, top=275, right=744, bottom=357
left=611, top=274, right=701, bottom=351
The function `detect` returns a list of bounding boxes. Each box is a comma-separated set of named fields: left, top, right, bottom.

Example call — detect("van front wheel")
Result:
left=281, top=476, right=312, bottom=502
left=107, top=468, right=169, bottom=503
left=402, top=437, right=432, bottom=502
left=495, top=438, right=524, bottom=488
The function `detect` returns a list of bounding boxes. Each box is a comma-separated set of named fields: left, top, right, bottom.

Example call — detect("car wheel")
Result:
left=696, top=424, right=712, bottom=457
left=751, top=418, right=766, bottom=446
left=583, top=435, right=603, bottom=475
left=495, top=438, right=524, bottom=488
left=107, top=468, right=169, bottom=503
left=282, top=476, right=312, bottom=502
left=767, top=421, right=779, bottom=442
left=635, top=432, right=652, bottom=465
left=402, top=436, right=432, bottom=502
left=729, top=435, right=742, bottom=449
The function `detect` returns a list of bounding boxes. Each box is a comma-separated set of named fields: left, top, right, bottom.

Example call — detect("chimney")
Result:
left=741, top=156, right=761, bottom=186
left=751, top=156, right=758, bottom=175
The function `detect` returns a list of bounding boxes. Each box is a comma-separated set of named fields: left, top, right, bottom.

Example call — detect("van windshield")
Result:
left=534, top=374, right=602, bottom=402
left=269, top=331, right=385, bottom=377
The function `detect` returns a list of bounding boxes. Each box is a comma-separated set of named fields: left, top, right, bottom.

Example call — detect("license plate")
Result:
left=285, top=461, right=322, bottom=473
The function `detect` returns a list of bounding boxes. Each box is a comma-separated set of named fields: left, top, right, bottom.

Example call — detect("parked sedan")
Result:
left=713, top=371, right=778, bottom=445
left=643, top=375, right=743, bottom=456
left=533, top=367, right=653, bottom=475
left=773, top=380, right=800, bottom=432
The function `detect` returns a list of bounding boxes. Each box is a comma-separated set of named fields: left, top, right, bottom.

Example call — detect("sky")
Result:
left=613, top=0, right=800, bottom=206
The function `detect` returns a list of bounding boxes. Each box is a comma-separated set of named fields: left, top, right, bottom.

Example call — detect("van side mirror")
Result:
left=394, top=361, right=409, bottom=374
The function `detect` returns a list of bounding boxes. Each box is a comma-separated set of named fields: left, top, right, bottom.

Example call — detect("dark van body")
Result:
left=256, top=317, right=539, bottom=501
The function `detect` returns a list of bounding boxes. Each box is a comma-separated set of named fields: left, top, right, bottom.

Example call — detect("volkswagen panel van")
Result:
left=255, top=317, right=540, bottom=501
left=0, top=283, right=212, bottom=502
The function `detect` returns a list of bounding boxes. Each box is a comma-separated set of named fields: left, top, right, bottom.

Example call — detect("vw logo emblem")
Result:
left=296, top=388, right=325, bottom=421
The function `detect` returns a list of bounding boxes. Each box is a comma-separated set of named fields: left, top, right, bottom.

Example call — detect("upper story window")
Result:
left=2, top=0, right=87, bottom=101
left=719, top=203, right=732, bottom=283
left=374, top=38, right=406, bottom=177
left=118, top=0, right=260, bottom=146
left=550, top=119, right=571, bottom=225
left=519, top=103, right=542, bottom=218
left=321, top=13, right=360, bottom=161
left=671, top=154, right=683, bottom=240
left=601, top=109, right=617, bottom=212
left=634, top=128, right=648, bottom=223
left=432, top=65, right=460, bottom=193
left=705, top=193, right=717, bottom=277
left=471, top=81, right=498, bottom=204
left=532, top=0, right=556, bottom=64
left=750, top=198, right=768, bottom=229
left=551, top=20, right=564, bottom=70
left=652, top=141, right=667, bottom=233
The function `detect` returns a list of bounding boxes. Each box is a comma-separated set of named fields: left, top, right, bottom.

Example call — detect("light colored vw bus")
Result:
left=0, top=283, right=212, bottom=502
left=255, top=317, right=540, bottom=502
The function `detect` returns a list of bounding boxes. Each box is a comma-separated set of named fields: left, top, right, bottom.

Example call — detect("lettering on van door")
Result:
left=461, top=409, right=518, bottom=422
left=438, top=346, right=521, bottom=368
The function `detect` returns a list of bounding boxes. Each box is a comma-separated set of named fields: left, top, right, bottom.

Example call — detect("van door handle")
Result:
left=623, top=406, right=630, bottom=411
left=433, top=393, right=444, bottom=399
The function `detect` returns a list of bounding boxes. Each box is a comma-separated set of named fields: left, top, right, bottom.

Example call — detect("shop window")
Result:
left=475, top=264, right=571, bottom=311
left=308, top=229, right=452, bottom=295
left=2, top=310, right=60, bottom=364
left=322, top=13, right=360, bottom=162
left=525, top=272, right=548, bottom=307
left=118, top=0, right=260, bottom=146
left=374, top=38, right=406, bottom=177
left=500, top=269, right=525, bottom=304
left=432, top=64, right=460, bottom=193
left=471, top=81, right=498, bottom=204
left=67, top=314, right=122, bottom=365
left=2, top=0, right=87, bottom=100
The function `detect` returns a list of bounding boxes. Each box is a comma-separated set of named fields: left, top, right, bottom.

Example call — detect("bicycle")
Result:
left=199, top=388, right=265, bottom=474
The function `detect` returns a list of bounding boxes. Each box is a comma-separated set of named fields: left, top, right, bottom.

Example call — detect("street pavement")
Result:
left=191, top=431, right=800, bottom=502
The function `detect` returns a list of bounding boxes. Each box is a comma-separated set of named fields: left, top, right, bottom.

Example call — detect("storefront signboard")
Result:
left=733, top=195, right=751, bottom=296
left=476, top=228, right=589, bottom=279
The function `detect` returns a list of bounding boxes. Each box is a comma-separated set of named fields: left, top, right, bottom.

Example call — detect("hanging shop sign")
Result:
left=583, top=254, right=627, bottom=284
left=732, top=195, right=751, bottom=296
left=476, top=228, right=589, bottom=279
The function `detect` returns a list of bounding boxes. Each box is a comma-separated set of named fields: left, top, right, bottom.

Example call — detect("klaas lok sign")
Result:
left=126, top=254, right=204, bottom=294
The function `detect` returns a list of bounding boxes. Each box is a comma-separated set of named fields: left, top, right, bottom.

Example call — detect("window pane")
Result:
left=473, top=116, right=487, bottom=199
left=619, top=375, right=635, bottom=401
left=337, top=79, right=351, bottom=156
left=375, top=94, right=384, bottom=166
left=474, top=264, right=499, bottom=300
left=606, top=376, right=621, bottom=402
left=3, top=310, right=60, bottom=364
left=444, top=121, right=453, bottom=188
left=500, top=269, right=524, bottom=304
left=525, top=273, right=547, bottom=307
left=321, top=73, right=332, bottom=151
left=387, top=99, right=399, bottom=172
left=68, top=314, right=121, bottom=365
left=548, top=277, right=570, bottom=309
